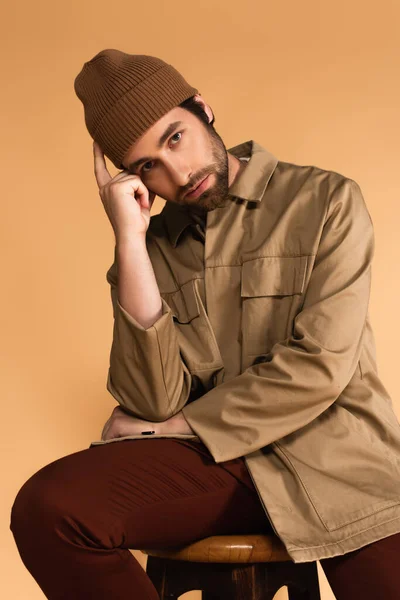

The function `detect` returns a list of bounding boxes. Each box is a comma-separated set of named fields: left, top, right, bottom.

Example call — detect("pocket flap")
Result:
left=161, top=279, right=200, bottom=323
left=241, top=256, right=308, bottom=297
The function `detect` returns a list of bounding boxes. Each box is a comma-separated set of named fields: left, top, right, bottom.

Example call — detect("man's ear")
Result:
left=193, top=93, right=214, bottom=124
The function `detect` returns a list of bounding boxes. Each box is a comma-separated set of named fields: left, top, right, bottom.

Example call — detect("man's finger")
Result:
left=93, top=141, right=112, bottom=189
left=149, top=190, right=156, bottom=206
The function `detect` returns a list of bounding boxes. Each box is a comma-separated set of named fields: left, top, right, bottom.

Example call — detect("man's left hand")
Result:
left=101, top=406, right=195, bottom=441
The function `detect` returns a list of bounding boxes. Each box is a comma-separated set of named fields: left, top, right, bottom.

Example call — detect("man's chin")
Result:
left=186, top=185, right=230, bottom=211
left=185, top=195, right=224, bottom=212
left=201, top=191, right=230, bottom=211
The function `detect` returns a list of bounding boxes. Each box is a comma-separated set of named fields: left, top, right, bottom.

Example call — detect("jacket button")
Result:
left=253, top=354, right=271, bottom=365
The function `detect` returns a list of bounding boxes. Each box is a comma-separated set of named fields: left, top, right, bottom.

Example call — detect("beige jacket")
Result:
left=99, top=140, right=400, bottom=562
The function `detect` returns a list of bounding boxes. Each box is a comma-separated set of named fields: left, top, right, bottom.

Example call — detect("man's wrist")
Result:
left=153, top=411, right=194, bottom=435
left=116, top=233, right=147, bottom=250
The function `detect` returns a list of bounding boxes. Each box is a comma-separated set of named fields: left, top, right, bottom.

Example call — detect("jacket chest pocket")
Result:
left=161, top=279, right=200, bottom=325
left=241, top=256, right=308, bottom=357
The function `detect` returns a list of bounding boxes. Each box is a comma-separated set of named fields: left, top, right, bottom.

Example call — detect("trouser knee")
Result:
left=11, top=454, right=127, bottom=556
left=10, top=462, right=62, bottom=548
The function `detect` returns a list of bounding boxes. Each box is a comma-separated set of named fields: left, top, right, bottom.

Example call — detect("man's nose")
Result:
left=166, top=160, right=192, bottom=188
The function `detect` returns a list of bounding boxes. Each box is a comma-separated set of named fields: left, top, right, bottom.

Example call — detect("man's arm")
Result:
left=116, top=237, right=163, bottom=330
left=106, top=253, right=193, bottom=422
left=93, top=141, right=192, bottom=422
left=181, top=178, right=375, bottom=462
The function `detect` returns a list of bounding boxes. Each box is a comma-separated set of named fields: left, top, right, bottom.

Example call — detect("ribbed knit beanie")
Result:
left=74, top=49, right=198, bottom=169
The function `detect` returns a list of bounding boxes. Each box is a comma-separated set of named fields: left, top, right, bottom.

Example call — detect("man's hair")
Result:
left=179, top=96, right=215, bottom=127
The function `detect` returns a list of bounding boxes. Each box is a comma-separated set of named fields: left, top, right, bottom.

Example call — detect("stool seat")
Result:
left=140, top=533, right=321, bottom=599
left=141, top=533, right=290, bottom=563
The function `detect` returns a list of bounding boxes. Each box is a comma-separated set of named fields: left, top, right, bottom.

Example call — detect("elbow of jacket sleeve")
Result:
left=106, top=359, right=193, bottom=422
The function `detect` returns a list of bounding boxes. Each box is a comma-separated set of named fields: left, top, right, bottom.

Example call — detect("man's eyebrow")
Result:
left=127, top=121, right=184, bottom=172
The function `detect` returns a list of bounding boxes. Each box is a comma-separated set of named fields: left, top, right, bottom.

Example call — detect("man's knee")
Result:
left=10, top=452, right=128, bottom=552
left=10, top=459, right=70, bottom=544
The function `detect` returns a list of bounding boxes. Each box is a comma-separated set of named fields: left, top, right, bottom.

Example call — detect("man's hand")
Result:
left=101, top=406, right=195, bottom=441
left=101, top=407, right=155, bottom=441
left=93, top=141, right=156, bottom=240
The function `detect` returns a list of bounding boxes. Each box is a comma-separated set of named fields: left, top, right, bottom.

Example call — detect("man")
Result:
left=10, top=49, right=400, bottom=599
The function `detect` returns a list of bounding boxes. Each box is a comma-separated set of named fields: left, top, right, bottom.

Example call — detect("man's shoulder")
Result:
left=278, top=156, right=353, bottom=184
left=270, top=159, right=362, bottom=223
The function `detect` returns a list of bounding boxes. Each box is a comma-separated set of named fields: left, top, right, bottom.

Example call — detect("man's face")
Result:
left=122, top=101, right=230, bottom=212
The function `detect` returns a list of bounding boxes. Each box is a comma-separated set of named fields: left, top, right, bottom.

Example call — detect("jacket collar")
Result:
left=227, top=140, right=278, bottom=202
left=162, top=140, right=278, bottom=247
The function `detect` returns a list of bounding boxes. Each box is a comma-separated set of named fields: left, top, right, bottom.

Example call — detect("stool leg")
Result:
left=147, top=556, right=208, bottom=599
left=202, top=563, right=308, bottom=600
left=145, top=556, right=173, bottom=599
left=287, top=588, right=310, bottom=600
left=287, top=562, right=321, bottom=600
left=146, top=557, right=320, bottom=600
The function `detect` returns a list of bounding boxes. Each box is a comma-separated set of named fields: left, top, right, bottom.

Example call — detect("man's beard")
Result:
left=179, top=126, right=230, bottom=213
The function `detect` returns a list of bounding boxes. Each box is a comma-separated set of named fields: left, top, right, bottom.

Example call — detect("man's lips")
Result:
left=184, top=174, right=211, bottom=200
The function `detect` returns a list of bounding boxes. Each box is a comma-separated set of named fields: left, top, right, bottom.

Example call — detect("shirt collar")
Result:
left=161, top=140, right=278, bottom=247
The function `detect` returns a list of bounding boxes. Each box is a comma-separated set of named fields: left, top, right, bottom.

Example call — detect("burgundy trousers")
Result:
left=10, top=438, right=400, bottom=599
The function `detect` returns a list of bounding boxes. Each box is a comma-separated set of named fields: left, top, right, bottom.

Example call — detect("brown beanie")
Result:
left=74, top=49, right=198, bottom=169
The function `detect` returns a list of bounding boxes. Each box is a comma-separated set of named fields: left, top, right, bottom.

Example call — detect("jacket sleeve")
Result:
left=182, top=178, right=375, bottom=462
left=105, top=256, right=192, bottom=421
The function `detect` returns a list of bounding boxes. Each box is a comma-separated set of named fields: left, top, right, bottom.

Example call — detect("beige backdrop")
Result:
left=2, top=1, right=399, bottom=599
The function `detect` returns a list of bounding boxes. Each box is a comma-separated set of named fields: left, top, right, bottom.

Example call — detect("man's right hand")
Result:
left=93, top=141, right=156, bottom=240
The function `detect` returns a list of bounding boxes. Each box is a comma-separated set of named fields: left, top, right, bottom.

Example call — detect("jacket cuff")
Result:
left=116, top=296, right=172, bottom=331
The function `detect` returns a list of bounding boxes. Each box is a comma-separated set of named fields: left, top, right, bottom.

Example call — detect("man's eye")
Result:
left=170, top=132, right=182, bottom=144
left=142, top=161, right=153, bottom=173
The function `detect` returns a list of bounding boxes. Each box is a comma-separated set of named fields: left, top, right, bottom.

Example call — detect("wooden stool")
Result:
left=140, top=533, right=321, bottom=599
